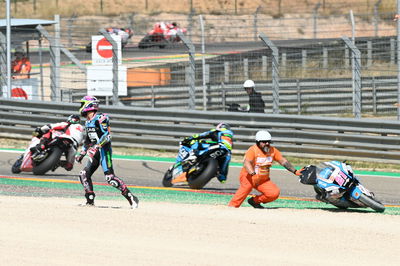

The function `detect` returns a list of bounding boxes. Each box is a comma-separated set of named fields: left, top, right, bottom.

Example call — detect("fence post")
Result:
left=323, top=47, right=328, bottom=69
left=343, top=36, right=362, bottom=118
left=313, top=3, right=321, bottom=39
left=243, top=58, right=249, bottom=80
left=199, top=15, right=207, bottom=111
left=367, top=40, right=372, bottom=68
left=51, top=14, right=61, bottom=101
left=253, top=6, right=261, bottom=41
left=390, top=38, right=395, bottom=65
left=372, top=76, right=377, bottom=114
left=262, top=56, right=268, bottom=80
left=259, top=33, right=280, bottom=114
left=178, top=31, right=196, bottom=110
left=297, top=79, right=301, bottom=114
left=224, top=62, right=230, bottom=83
left=281, top=52, right=286, bottom=75
left=374, top=0, right=382, bottom=37
left=397, top=0, right=400, bottom=120
left=221, top=82, right=226, bottom=111
left=151, top=86, right=155, bottom=108
left=100, top=29, right=119, bottom=105
left=302, top=49, right=307, bottom=77
left=0, top=33, right=6, bottom=95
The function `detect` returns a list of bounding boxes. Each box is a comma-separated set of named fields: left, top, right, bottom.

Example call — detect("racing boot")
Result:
left=59, top=161, right=73, bottom=171
left=247, top=197, right=265, bottom=209
left=30, top=137, right=49, bottom=155
left=30, top=143, right=45, bottom=155
left=122, top=189, right=139, bottom=209
left=85, top=191, right=96, bottom=206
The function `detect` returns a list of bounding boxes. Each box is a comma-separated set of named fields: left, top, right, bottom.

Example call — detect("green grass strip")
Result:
left=1, top=177, right=398, bottom=215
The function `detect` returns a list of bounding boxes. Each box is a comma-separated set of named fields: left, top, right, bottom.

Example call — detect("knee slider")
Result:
left=106, top=174, right=120, bottom=188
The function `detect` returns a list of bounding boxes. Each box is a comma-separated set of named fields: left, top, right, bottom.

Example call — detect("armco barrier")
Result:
left=1, top=98, right=400, bottom=163
left=66, top=76, right=399, bottom=116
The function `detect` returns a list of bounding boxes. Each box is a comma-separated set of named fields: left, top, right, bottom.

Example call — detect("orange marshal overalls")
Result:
left=228, top=144, right=282, bottom=207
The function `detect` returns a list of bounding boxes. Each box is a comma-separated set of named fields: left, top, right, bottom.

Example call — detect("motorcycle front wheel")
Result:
left=358, top=194, right=385, bottom=213
left=187, top=159, right=218, bottom=189
left=11, top=155, right=23, bottom=174
left=32, top=147, right=63, bottom=175
left=162, top=168, right=173, bottom=187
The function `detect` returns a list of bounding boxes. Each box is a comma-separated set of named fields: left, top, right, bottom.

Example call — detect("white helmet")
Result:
left=255, top=130, right=272, bottom=142
left=243, top=79, right=255, bottom=88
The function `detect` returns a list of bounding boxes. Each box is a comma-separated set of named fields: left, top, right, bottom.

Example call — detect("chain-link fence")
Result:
left=1, top=4, right=400, bottom=118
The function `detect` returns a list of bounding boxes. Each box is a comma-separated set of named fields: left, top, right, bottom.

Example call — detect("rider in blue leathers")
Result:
left=182, top=122, right=233, bottom=183
left=75, top=96, right=139, bottom=208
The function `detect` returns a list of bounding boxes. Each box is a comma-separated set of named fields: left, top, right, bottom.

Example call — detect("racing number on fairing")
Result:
left=178, top=147, right=189, bottom=159
left=209, top=149, right=225, bottom=159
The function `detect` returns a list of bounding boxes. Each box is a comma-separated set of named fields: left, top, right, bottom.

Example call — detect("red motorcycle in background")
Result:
left=11, top=124, right=84, bottom=175
left=138, top=22, right=187, bottom=49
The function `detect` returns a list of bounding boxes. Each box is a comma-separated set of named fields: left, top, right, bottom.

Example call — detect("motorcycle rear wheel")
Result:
left=187, top=159, right=218, bottom=189
left=358, top=194, right=385, bottom=213
left=32, top=147, right=63, bottom=175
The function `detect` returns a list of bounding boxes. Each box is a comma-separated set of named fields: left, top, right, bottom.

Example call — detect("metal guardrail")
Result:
left=65, top=76, right=399, bottom=116
left=1, top=98, right=400, bottom=163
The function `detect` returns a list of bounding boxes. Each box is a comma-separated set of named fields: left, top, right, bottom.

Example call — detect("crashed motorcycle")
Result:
left=162, top=140, right=228, bottom=189
left=138, top=22, right=187, bottom=49
left=11, top=124, right=84, bottom=175
left=299, top=160, right=385, bottom=212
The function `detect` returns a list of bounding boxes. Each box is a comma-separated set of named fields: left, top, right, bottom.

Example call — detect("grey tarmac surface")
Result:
left=1, top=150, right=399, bottom=205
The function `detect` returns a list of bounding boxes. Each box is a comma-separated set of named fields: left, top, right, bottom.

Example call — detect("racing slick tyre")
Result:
left=11, top=155, right=23, bottom=174
left=32, top=147, right=63, bottom=175
left=162, top=169, right=173, bottom=187
left=187, top=159, right=218, bottom=189
left=358, top=194, right=385, bottom=213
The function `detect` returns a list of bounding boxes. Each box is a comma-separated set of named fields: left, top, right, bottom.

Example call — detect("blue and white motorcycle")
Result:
left=299, top=160, right=385, bottom=212
left=162, top=140, right=228, bottom=189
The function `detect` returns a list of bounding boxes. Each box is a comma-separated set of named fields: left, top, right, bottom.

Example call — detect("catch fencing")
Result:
left=1, top=9, right=400, bottom=118
left=1, top=98, right=400, bottom=163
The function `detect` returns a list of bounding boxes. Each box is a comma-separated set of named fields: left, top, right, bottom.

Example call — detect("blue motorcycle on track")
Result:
left=162, top=140, right=228, bottom=189
left=299, top=160, right=385, bottom=212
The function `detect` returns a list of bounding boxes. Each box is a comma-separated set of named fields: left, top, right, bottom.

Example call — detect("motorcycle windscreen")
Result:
left=299, top=165, right=318, bottom=185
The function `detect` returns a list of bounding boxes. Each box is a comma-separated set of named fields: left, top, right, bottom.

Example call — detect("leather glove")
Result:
left=32, top=127, right=43, bottom=138
left=87, top=145, right=99, bottom=159
left=75, top=151, right=86, bottom=163
left=294, top=168, right=304, bottom=176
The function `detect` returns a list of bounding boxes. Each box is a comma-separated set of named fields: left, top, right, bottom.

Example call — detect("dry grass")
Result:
left=2, top=0, right=396, bottom=19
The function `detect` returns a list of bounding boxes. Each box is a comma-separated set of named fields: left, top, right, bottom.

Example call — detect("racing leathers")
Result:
left=76, top=113, right=138, bottom=207
left=183, top=127, right=233, bottom=183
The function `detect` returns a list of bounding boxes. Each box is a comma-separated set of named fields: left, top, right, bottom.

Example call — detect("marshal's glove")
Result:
left=294, top=168, right=304, bottom=176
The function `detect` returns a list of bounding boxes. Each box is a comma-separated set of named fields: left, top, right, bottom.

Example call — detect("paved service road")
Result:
left=1, top=151, right=399, bottom=205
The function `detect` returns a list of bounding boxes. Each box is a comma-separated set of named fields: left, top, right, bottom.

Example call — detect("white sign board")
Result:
left=2, top=79, right=39, bottom=100
left=87, top=65, right=127, bottom=96
left=91, top=35, right=122, bottom=65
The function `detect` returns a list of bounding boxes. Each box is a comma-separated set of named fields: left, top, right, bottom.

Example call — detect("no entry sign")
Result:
left=91, top=35, right=122, bottom=65
left=96, top=37, right=113, bottom=58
